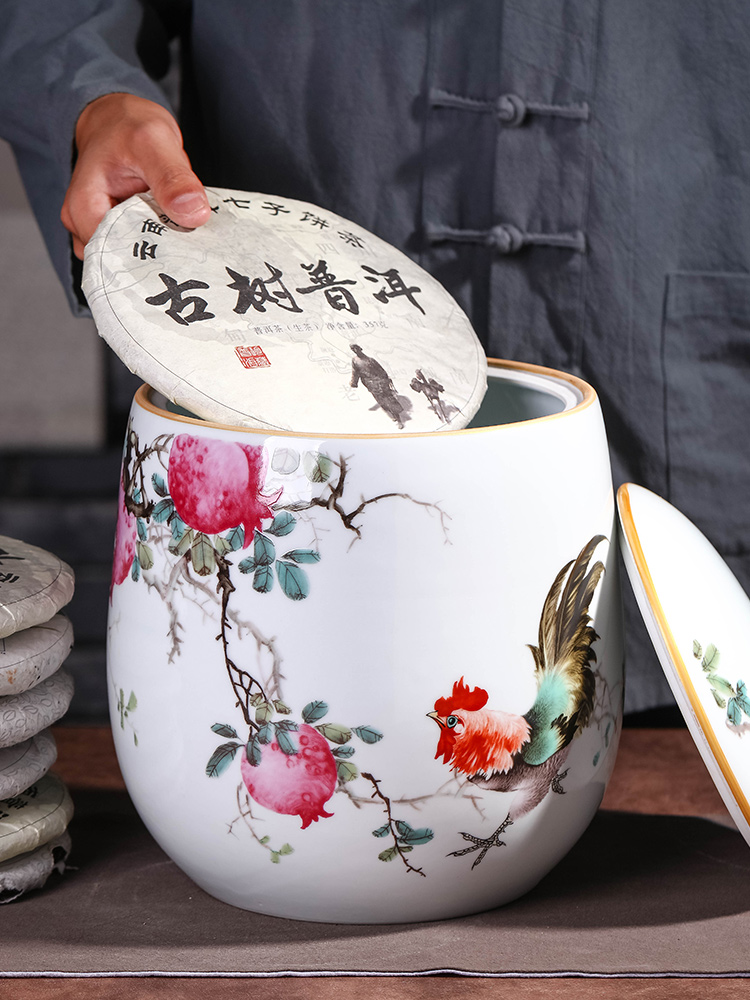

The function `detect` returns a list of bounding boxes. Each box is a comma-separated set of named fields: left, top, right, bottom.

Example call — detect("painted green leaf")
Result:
left=276, top=728, right=298, bottom=756
left=709, top=675, right=735, bottom=697
left=397, top=826, right=434, bottom=846
left=152, top=498, right=174, bottom=523
left=131, top=555, right=141, bottom=582
left=224, top=525, right=245, bottom=551
left=336, top=760, right=359, bottom=783
left=711, top=689, right=727, bottom=709
left=270, top=851, right=281, bottom=864
left=132, top=486, right=143, bottom=504
left=126, top=692, right=138, bottom=712
left=274, top=720, right=299, bottom=732
left=136, top=541, right=154, bottom=571
left=253, top=564, right=274, bottom=593
left=214, top=535, right=232, bottom=557
left=593, top=751, right=601, bottom=766
left=257, top=723, right=274, bottom=744
left=316, top=723, right=352, bottom=745
left=702, top=644, right=720, bottom=674
left=693, top=640, right=702, bottom=660
left=394, top=820, right=413, bottom=838
left=266, top=511, right=297, bottom=537
left=245, top=737, right=262, bottom=767
left=260, top=835, right=271, bottom=845
left=352, top=725, right=384, bottom=745
left=736, top=681, right=750, bottom=718
left=303, top=451, right=333, bottom=484
left=133, top=732, right=138, bottom=747
left=282, top=549, right=321, bottom=565
left=170, top=514, right=186, bottom=541
left=248, top=693, right=264, bottom=707
left=271, top=447, right=300, bottom=475
left=211, top=723, right=238, bottom=739
left=255, top=701, right=274, bottom=725
left=170, top=527, right=194, bottom=556
left=191, top=533, right=216, bottom=576
left=151, top=473, right=169, bottom=497
left=205, top=742, right=240, bottom=777
left=253, top=530, right=276, bottom=566
left=273, top=700, right=292, bottom=715
left=238, top=556, right=256, bottom=574
left=372, top=824, right=390, bottom=838
left=302, top=700, right=328, bottom=723
left=277, top=560, right=309, bottom=601
left=137, top=519, right=148, bottom=541
left=728, top=698, right=742, bottom=726
left=278, top=843, right=294, bottom=856
left=378, top=846, right=399, bottom=863
left=332, top=744, right=356, bottom=758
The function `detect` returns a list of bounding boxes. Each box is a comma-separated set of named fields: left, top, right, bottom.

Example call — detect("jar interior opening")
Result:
left=465, top=367, right=582, bottom=428
left=151, top=365, right=583, bottom=432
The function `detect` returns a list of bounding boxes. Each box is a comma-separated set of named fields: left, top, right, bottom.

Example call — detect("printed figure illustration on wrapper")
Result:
left=110, top=427, right=619, bottom=875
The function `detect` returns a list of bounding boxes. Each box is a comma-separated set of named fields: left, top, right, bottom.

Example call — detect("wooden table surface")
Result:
left=2, top=726, right=747, bottom=1000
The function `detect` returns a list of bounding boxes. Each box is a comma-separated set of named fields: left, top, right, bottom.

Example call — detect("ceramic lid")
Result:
left=82, top=188, right=488, bottom=435
left=0, top=537, right=75, bottom=640
left=617, top=483, right=750, bottom=846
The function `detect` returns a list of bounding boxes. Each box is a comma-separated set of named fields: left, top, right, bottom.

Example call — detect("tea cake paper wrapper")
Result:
left=0, top=615, right=74, bottom=696
left=0, top=829, right=70, bottom=903
left=83, top=189, right=487, bottom=435
left=0, top=729, right=57, bottom=800
left=0, top=537, right=74, bottom=640
left=0, top=668, right=74, bottom=749
left=0, top=772, right=73, bottom=863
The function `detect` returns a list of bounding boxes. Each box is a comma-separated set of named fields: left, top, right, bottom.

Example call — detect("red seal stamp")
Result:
left=235, top=346, right=271, bottom=369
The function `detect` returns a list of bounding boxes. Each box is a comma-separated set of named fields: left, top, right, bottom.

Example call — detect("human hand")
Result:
left=61, top=92, right=211, bottom=259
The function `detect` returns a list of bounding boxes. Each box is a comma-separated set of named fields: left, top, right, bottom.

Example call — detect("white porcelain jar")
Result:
left=107, top=358, right=623, bottom=923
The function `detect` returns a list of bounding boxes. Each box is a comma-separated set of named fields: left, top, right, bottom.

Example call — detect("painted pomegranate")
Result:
left=168, top=434, right=280, bottom=546
left=111, top=478, right=137, bottom=597
left=240, top=724, right=338, bottom=829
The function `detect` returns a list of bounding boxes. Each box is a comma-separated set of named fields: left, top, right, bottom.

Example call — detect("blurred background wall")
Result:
left=0, top=139, right=140, bottom=722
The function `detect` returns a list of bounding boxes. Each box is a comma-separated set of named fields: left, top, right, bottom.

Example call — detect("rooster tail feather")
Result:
left=533, top=560, right=574, bottom=669
left=524, top=536, right=606, bottom=758
left=554, top=534, right=606, bottom=660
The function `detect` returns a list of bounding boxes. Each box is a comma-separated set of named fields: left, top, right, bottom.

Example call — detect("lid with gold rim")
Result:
left=618, top=483, right=750, bottom=847
left=82, top=188, right=487, bottom=435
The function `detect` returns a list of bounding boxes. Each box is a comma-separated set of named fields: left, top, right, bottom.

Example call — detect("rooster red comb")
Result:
left=434, top=677, right=489, bottom=716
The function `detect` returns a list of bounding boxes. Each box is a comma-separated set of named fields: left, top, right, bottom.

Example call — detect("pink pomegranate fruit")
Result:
left=168, top=434, right=280, bottom=545
left=111, top=478, right=137, bottom=598
left=240, top=724, right=338, bottom=829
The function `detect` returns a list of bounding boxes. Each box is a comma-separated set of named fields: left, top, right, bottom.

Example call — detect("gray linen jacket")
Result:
left=2, top=0, right=749, bottom=711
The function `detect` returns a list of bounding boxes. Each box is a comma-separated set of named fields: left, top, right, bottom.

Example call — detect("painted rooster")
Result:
left=428, top=535, right=605, bottom=867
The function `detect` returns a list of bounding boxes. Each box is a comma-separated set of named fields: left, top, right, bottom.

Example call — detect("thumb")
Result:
left=142, top=152, right=212, bottom=230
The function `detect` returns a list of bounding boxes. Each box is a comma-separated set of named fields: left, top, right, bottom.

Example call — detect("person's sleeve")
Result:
left=0, top=1, right=178, bottom=315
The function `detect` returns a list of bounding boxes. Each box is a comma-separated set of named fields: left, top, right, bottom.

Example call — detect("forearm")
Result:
left=0, top=0, right=178, bottom=312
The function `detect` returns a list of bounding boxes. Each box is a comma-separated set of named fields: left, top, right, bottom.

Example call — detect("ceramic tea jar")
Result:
left=107, top=358, right=623, bottom=923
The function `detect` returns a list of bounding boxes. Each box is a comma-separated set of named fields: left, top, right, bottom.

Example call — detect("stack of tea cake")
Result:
left=0, top=535, right=76, bottom=902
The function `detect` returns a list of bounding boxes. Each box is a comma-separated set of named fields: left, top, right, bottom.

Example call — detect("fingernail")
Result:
left=171, top=192, right=209, bottom=218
